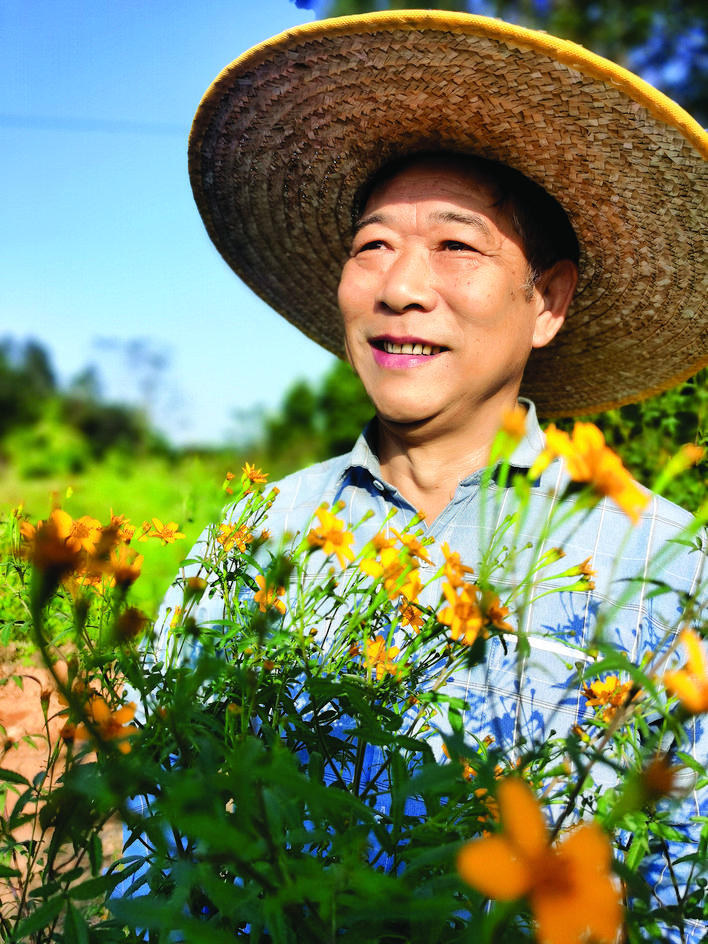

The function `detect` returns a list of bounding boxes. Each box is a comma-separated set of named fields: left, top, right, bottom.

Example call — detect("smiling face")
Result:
left=337, top=158, right=576, bottom=438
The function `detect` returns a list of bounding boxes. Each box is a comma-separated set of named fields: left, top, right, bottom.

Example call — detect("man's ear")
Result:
left=531, top=259, right=578, bottom=349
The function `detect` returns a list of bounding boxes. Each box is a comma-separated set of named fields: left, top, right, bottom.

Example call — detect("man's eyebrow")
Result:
left=430, top=210, right=493, bottom=238
left=352, top=213, right=386, bottom=235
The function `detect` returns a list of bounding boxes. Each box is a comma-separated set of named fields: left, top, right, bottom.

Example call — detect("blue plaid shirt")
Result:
left=149, top=401, right=707, bottom=940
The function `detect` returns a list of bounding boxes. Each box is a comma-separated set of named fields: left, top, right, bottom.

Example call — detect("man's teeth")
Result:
left=382, top=341, right=443, bottom=356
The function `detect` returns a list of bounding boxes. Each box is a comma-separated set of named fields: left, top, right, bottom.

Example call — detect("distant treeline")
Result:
left=0, top=338, right=167, bottom=477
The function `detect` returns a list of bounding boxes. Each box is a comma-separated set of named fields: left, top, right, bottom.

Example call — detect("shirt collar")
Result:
left=341, top=397, right=545, bottom=487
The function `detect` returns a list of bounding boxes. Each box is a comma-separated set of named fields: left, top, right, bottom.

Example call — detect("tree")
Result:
left=302, top=0, right=707, bottom=124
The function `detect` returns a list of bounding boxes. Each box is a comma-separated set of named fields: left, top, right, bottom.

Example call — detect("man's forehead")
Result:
left=361, top=155, right=499, bottom=213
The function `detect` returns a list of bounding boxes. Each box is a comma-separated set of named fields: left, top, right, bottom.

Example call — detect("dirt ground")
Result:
left=0, top=650, right=123, bottom=878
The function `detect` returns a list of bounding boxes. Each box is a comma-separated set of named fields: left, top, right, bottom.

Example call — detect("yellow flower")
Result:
left=480, top=590, right=513, bottom=633
left=544, top=423, right=648, bottom=523
left=664, top=629, right=708, bottom=714
left=254, top=575, right=286, bottom=615
left=581, top=675, right=635, bottom=722
left=306, top=505, right=355, bottom=567
left=74, top=696, right=138, bottom=754
left=399, top=598, right=424, bottom=633
left=108, top=545, right=144, bottom=587
left=500, top=404, right=527, bottom=442
left=19, top=508, right=83, bottom=574
left=457, top=778, right=621, bottom=944
left=140, top=518, right=185, bottom=545
left=361, top=546, right=421, bottom=602
left=364, top=635, right=401, bottom=681
left=242, top=462, right=269, bottom=487
left=440, top=542, right=475, bottom=588
left=217, top=523, right=253, bottom=553
left=393, top=529, right=432, bottom=562
left=438, top=581, right=486, bottom=647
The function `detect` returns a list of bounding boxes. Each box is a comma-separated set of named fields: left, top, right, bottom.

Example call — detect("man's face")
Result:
left=337, top=159, right=567, bottom=434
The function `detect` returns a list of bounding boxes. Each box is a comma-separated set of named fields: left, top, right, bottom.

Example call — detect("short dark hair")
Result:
left=353, top=152, right=579, bottom=292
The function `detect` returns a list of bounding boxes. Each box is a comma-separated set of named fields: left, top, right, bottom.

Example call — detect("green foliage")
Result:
left=260, top=360, right=374, bottom=475
left=1, top=439, right=705, bottom=940
left=0, top=338, right=165, bottom=472
left=556, top=368, right=708, bottom=514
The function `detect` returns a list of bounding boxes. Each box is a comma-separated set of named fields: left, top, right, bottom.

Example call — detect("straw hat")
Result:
left=189, top=11, right=707, bottom=417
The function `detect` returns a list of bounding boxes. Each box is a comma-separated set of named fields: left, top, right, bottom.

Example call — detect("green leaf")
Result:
left=0, top=767, right=32, bottom=787
left=63, top=901, right=90, bottom=944
left=13, top=894, right=63, bottom=938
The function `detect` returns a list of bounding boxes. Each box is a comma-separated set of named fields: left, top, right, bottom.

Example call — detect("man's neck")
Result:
left=376, top=396, right=522, bottom=524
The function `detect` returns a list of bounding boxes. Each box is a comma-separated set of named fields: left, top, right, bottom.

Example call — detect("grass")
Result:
left=0, top=451, right=243, bottom=615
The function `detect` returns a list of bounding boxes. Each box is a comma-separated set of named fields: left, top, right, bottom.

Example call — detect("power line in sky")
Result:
left=0, top=114, right=186, bottom=136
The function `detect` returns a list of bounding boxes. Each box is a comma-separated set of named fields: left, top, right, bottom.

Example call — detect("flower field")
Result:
left=0, top=424, right=706, bottom=942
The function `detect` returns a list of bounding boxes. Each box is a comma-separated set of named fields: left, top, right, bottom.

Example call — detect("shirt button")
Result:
left=373, top=480, right=384, bottom=491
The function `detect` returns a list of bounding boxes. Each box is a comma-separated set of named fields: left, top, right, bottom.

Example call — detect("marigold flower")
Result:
left=457, top=778, right=621, bottom=944
left=217, top=523, right=253, bottom=553
left=664, top=629, right=708, bottom=714
left=107, top=545, right=144, bottom=587
left=500, top=404, right=527, bottom=442
left=639, top=754, right=682, bottom=802
left=438, top=581, right=486, bottom=647
left=393, top=529, right=432, bottom=562
left=480, top=590, right=513, bottom=633
left=581, top=675, right=635, bottom=722
left=360, top=546, right=421, bottom=601
left=399, top=598, right=425, bottom=632
left=141, top=518, right=185, bottom=545
left=74, top=696, right=138, bottom=754
left=544, top=422, right=648, bottom=523
left=19, top=508, right=82, bottom=574
left=115, top=606, right=149, bottom=641
left=306, top=505, right=355, bottom=567
left=364, top=635, right=401, bottom=681
left=440, top=542, right=475, bottom=588
left=242, top=462, right=269, bottom=486
left=254, top=574, right=286, bottom=615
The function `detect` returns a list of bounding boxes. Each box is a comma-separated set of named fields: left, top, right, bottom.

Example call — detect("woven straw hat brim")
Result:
left=189, top=11, right=707, bottom=417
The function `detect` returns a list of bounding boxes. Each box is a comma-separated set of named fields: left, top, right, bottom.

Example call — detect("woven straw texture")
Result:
left=189, top=11, right=707, bottom=417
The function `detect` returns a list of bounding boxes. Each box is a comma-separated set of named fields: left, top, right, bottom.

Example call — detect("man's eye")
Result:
left=356, top=239, right=384, bottom=253
left=443, top=240, right=476, bottom=252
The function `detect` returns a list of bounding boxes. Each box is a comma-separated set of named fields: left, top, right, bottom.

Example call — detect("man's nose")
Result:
left=378, top=248, right=436, bottom=313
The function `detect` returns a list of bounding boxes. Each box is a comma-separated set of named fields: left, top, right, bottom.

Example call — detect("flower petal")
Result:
left=457, top=835, right=531, bottom=900
left=498, top=778, right=548, bottom=860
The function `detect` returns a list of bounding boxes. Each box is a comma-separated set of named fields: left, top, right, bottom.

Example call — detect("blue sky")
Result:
left=1, top=0, right=337, bottom=445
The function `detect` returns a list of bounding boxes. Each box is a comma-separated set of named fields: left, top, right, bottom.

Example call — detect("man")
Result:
left=151, top=10, right=707, bottom=939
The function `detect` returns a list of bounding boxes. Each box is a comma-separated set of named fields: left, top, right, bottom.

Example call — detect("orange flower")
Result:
left=544, top=422, right=648, bottom=523
left=399, top=598, right=425, bottom=632
left=480, top=590, right=513, bottom=633
left=393, top=529, right=432, bottom=562
left=108, top=545, right=144, bottom=587
left=254, top=575, right=286, bottom=615
left=581, top=675, right=635, bottom=722
left=457, top=779, right=621, bottom=944
left=74, top=696, right=138, bottom=754
left=306, top=505, right=355, bottom=567
left=139, top=518, right=185, bottom=545
left=242, top=462, right=269, bottom=487
left=664, top=629, right=708, bottom=713
left=19, top=508, right=83, bottom=574
left=440, top=542, right=475, bottom=588
left=361, top=546, right=421, bottom=602
left=500, top=404, right=527, bottom=443
left=438, top=581, right=486, bottom=647
left=115, top=606, right=149, bottom=641
left=217, top=523, right=253, bottom=553
left=364, top=635, right=401, bottom=681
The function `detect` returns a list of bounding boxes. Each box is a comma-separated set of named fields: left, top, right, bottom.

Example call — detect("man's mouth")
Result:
left=371, top=339, right=446, bottom=356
